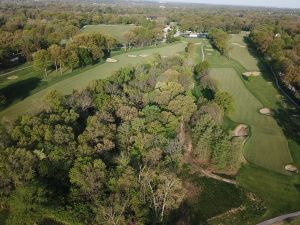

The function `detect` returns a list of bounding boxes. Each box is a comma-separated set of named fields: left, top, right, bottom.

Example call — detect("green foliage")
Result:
left=194, top=60, right=209, bottom=77
left=209, top=29, right=230, bottom=56
left=32, top=49, right=51, bottom=76
left=213, top=91, right=234, bottom=114
left=6, top=184, right=47, bottom=225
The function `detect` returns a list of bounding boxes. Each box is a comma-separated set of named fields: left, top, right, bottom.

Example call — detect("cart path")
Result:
left=256, top=211, right=300, bottom=225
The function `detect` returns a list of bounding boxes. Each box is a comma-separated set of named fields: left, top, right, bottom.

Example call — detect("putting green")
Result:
left=209, top=68, right=292, bottom=173
left=0, top=43, right=186, bottom=120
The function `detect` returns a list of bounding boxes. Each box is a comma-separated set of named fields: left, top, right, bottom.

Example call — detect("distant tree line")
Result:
left=249, top=23, right=300, bottom=99
left=0, top=5, right=161, bottom=69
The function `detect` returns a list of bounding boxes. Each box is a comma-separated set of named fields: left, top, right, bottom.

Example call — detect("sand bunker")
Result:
left=162, top=55, right=168, bottom=58
left=242, top=71, right=261, bottom=77
left=233, top=124, right=249, bottom=137
left=232, top=42, right=246, bottom=48
left=106, top=58, right=118, bottom=63
left=285, top=164, right=298, bottom=173
left=259, top=108, right=272, bottom=115
left=7, top=75, right=18, bottom=80
left=139, top=54, right=149, bottom=58
left=128, top=54, right=137, bottom=58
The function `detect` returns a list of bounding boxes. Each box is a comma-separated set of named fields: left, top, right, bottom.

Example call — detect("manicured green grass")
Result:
left=229, top=32, right=260, bottom=71
left=204, top=34, right=300, bottom=221
left=0, top=42, right=186, bottom=120
left=237, top=165, right=300, bottom=220
left=81, top=24, right=138, bottom=42
left=209, top=68, right=292, bottom=173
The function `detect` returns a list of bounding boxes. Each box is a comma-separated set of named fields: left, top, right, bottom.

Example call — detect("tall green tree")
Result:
left=32, top=49, right=51, bottom=76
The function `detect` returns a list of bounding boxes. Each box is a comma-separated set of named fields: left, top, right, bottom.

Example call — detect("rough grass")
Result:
left=209, top=67, right=292, bottom=173
left=81, top=24, right=138, bottom=42
left=0, top=43, right=186, bottom=120
left=167, top=173, right=265, bottom=225
left=237, top=165, right=300, bottom=220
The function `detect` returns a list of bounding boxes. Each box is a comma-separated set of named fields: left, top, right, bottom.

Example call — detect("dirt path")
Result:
left=199, top=168, right=238, bottom=185
left=256, top=211, right=300, bottom=225
left=201, top=45, right=205, bottom=62
left=0, top=65, right=32, bottom=77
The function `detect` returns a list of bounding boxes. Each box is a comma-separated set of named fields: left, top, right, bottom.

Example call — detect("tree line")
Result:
left=208, top=28, right=230, bottom=56
left=33, top=33, right=117, bottom=76
left=249, top=23, right=300, bottom=100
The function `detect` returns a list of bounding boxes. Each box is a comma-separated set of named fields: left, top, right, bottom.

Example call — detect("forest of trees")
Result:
left=0, top=51, right=240, bottom=224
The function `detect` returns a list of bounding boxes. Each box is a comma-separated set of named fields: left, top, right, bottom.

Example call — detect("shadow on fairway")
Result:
left=0, top=77, right=41, bottom=110
left=243, top=35, right=300, bottom=146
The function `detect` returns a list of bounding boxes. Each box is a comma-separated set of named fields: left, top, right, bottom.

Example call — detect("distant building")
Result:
left=198, top=32, right=208, bottom=38
left=174, top=30, right=181, bottom=37
left=147, top=16, right=157, bottom=21
left=188, top=33, right=198, bottom=38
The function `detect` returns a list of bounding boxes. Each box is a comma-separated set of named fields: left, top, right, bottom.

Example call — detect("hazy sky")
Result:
left=164, top=0, right=300, bottom=8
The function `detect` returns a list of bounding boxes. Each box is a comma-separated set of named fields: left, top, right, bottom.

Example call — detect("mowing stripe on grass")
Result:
left=209, top=68, right=292, bottom=173
left=0, top=43, right=186, bottom=120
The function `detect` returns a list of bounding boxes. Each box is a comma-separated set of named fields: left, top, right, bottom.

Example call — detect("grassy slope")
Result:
left=209, top=68, right=292, bottom=173
left=0, top=43, right=186, bottom=120
left=81, top=24, right=138, bottom=42
left=205, top=33, right=300, bottom=220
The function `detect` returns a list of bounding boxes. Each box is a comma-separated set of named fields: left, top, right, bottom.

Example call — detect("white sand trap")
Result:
left=259, top=108, right=272, bottom=115
left=139, top=54, right=149, bottom=58
left=162, top=55, right=168, bottom=58
left=231, top=42, right=246, bottom=48
left=242, top=71, right=261, bottom=77
left=7, top=75, right=19, bottom=80
left=233, top=124, right=249, bottom=137
left=128, top=54, right=137, bottom=58
left=205, top=49, right=214, bottom=52
left=195, top=43, right=202, bottom=45
left=207, top=53, right=212, bottom=56
left=106, top=58, right=118, bottom=63
left=285, top=164, right=298, bottom=173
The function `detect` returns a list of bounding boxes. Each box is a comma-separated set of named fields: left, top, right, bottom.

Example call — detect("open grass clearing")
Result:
left=81, top=24, right=138, bottom=42
left=0, top=42, right=186, bottom=120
